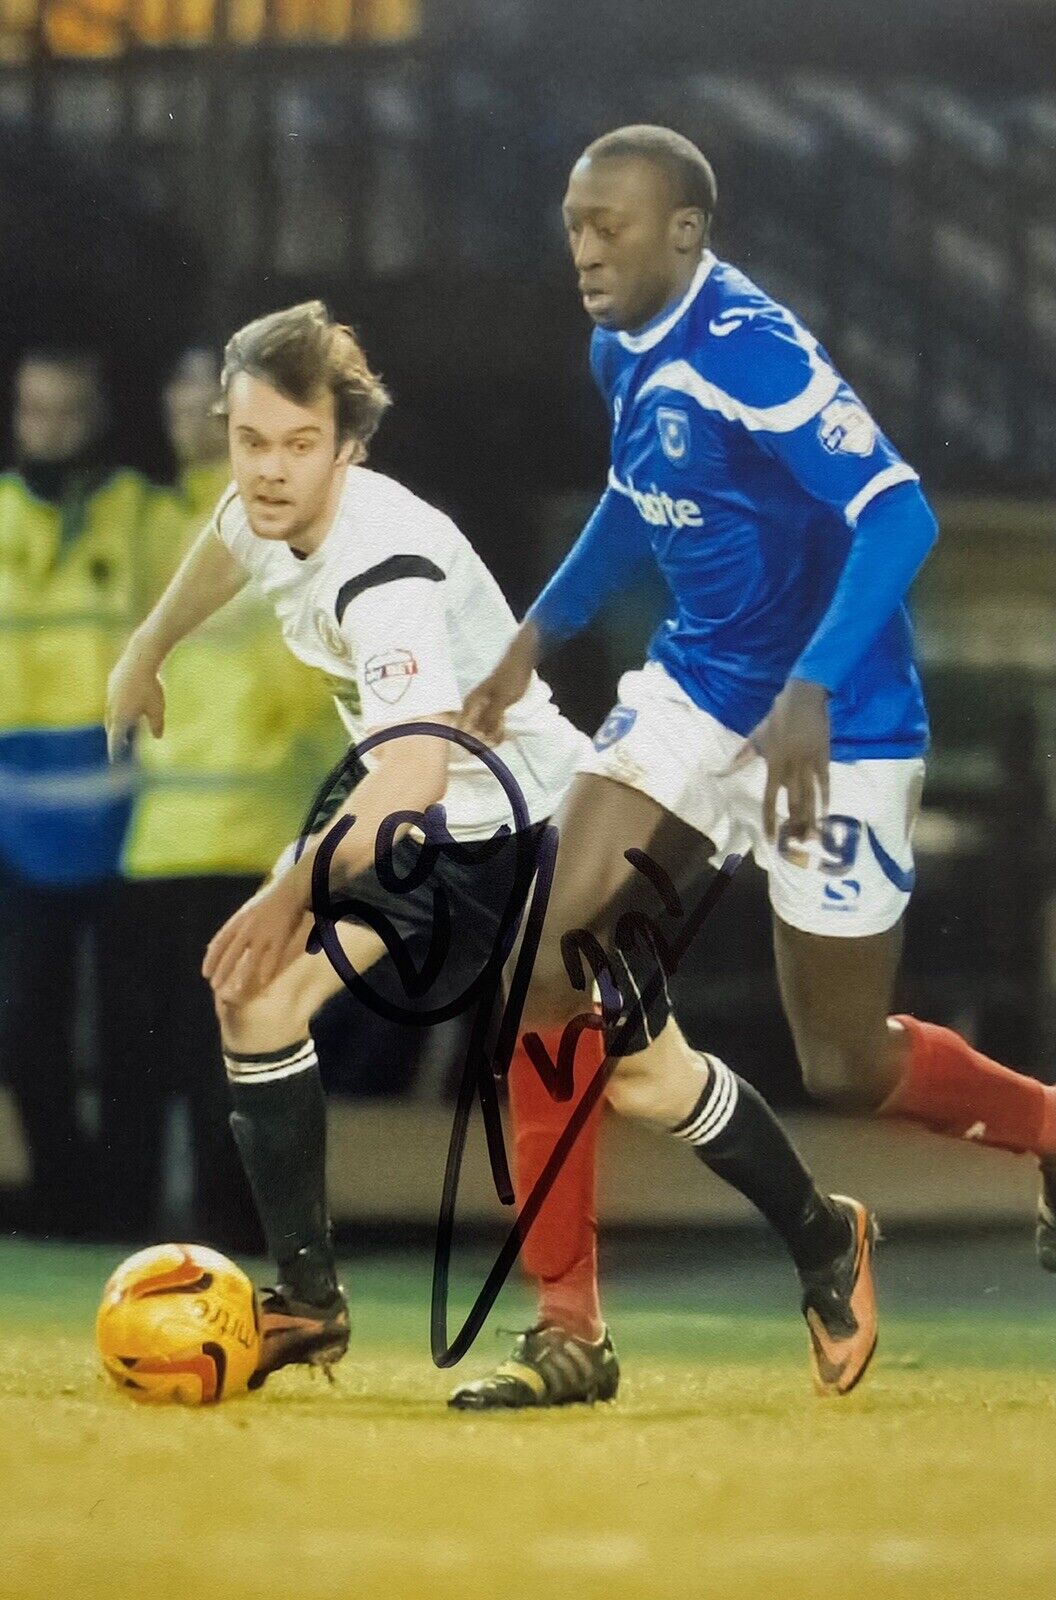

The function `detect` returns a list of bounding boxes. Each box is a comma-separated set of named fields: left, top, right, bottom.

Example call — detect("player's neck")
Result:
left=628, top=253, right=709, bottom=335
left=286, top=461, right=349, bottom=557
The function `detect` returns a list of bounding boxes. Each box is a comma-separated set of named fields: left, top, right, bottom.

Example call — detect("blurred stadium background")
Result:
left=0, top=0, right=1054, bottom=1242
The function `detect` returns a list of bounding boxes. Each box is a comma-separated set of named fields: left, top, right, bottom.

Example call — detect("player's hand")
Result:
left=460, top=623, right=540, bottom=746
left=725, top=678, right=831, bottom=842
left=203, top=865, right=314, bottom=1004
left=106, top=644, right=165, bottom=761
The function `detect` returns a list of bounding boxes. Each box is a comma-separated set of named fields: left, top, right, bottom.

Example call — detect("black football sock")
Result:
left=671, top=1055, right=850, bottom=1272
left=224, top=1039, right=339, bottom=1306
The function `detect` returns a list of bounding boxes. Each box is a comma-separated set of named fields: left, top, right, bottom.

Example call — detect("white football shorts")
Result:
left=580, top=660, right=925, bottom=937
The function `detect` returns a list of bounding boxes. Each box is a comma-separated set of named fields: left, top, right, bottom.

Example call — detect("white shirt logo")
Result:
left=708, top=307, right=764, bottom=338
left=818, top=399, right=876, bottom=457
left=620, top=474, right=703, bottom=530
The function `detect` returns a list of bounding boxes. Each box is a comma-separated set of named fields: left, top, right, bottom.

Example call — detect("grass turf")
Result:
left=1, top=1233, right=1055, bottom=1600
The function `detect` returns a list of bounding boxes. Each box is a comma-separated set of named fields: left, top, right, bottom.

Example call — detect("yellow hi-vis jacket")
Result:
left=0, top=466, right=155, bottom=731
left=122, top=464, right=346, bottom=879
left=0, top=466, right=155, bottom=882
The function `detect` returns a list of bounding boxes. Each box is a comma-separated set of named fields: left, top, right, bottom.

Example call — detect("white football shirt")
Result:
left=210, top=466, right=589, bottom=840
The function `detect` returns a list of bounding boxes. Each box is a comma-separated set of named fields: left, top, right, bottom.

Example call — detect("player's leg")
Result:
left=768, top=819, right=1056, bottom=1158
left=760, top=751, right=1056, bottom=1275
left=215, top=918, right=387, bottom=1380
left=175, top=875, right=263, bottom=1253
left=596, top=954, right=877, bottom=1398
left=509, top=775, right=703, bottom=1350
left=772, top=916, right=904, bottom=1111
left=775, top=910, right=1056, bottom=1261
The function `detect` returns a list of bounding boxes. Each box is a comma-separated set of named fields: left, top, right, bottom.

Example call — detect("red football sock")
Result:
left=882, top=1014, right=1056, bottom=1156
left=508, top=1026, right=605, bottom=1342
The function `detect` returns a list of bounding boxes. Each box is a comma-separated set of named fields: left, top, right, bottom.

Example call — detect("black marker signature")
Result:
left=295, top=724, right=741, bottom=1366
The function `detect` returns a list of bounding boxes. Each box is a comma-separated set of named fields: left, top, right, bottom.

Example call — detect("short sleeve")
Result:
left=208, top=483, right=257, bottom=567
left=343, top=575, right=462, bottom=729
left=709, top=317, right=919, bottom=526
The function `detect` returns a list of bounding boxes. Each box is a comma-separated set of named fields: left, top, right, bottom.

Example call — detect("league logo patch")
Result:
left=315, top=610, right=352, bottom=661
left=657, top=407, right=690, bottom=466
left=818, top=399, right=876, bottom=457
left=365, top=647, right=418, bottom=704
left=593, top=705, right=638, bottom=752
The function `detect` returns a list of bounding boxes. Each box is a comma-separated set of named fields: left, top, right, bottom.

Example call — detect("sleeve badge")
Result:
left=818, top=399, right=877, bottom=456
left=364, top=647, right=419, bottom=704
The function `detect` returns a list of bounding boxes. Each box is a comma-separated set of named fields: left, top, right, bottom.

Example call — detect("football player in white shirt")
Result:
left=107, top=302, right=874, bottom=1399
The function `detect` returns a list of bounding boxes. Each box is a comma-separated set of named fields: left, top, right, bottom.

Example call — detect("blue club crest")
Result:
left=593, top=705, right=638, bottom=751
left=657, top=407, right=690, bottom=465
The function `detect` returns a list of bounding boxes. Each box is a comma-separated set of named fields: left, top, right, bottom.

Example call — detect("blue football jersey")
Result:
left=584, top=253, right=930, bottom=759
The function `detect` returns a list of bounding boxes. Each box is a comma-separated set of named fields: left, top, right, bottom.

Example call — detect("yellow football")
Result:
left=96, top=1243, right=261, bottom=1404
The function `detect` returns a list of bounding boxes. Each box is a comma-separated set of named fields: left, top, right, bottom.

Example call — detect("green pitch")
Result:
left=1, top=1233, right=1055, bottom=1600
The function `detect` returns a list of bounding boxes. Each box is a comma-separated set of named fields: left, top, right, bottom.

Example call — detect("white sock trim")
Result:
left=225, top=1040, right=318, bottom=1084
left=673, top=1056, right=739, bottom=1146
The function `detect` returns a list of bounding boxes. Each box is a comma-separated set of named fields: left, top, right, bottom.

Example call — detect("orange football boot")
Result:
left=800, top=1195, right=879, bottom=1397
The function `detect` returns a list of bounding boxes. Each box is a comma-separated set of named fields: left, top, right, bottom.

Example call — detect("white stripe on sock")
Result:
left=674, top=1057, right=739, bottom=1146
left=225, top=1042, right=318, bottom=1084
left=676, top=1075, right=730, bottom=1144
left=672, top=1055, right=727, bottom=1140
left=225, top=1040, right=316, bottom=1075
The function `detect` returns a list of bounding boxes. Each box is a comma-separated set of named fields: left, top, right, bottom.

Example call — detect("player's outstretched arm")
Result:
left=106, top=525, right=247, bottom=760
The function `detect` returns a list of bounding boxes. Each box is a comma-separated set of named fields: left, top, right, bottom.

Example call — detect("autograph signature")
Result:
left=295, top=723, right=741, bottom=1367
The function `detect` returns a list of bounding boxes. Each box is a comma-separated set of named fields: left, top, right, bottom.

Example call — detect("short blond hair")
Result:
left=219, top=301, right=391, bottom=456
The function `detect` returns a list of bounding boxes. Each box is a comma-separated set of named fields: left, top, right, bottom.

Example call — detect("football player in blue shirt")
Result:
left=452, top=125, right=1056, bottom=1408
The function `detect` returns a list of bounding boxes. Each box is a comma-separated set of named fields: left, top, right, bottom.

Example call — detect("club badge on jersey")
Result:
left=657, top=407, right=691, bottom=465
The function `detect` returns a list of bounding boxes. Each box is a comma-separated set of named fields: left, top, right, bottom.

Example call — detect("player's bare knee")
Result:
left=605, top=1057, right=655, bottom=1119
left=606, top=1051, right=686, bottom=1126
left=215, top=977, right=310, bottom=1055
left=214, top=989, right=265, bottom=1051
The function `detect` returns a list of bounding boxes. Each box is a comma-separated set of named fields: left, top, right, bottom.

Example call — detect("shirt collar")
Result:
left=616, top=251, right=716, bottom=354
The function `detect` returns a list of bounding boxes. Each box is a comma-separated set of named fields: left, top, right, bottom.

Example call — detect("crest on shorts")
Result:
left=657, top=407, right=690, bottom=465
left=365, top=647, right=418, bottom=705
left=315, top=610, right=351, bottom=661
left=818, top=399, right=876, bottom=457
left=593, top=705, right=637, bottom=751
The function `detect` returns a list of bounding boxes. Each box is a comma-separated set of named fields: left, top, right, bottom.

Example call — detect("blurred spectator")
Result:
left=0, top=350, right=153, bottom=1235
left=95, top=349, right=346, bottom=1249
